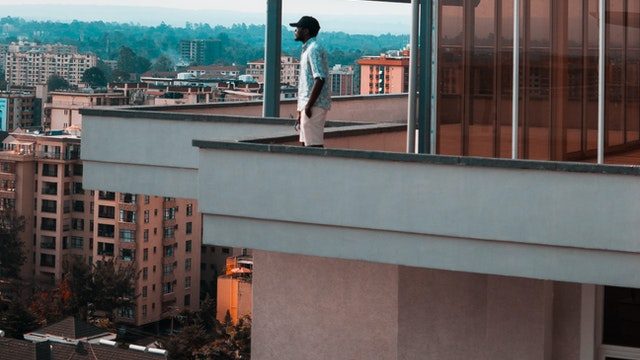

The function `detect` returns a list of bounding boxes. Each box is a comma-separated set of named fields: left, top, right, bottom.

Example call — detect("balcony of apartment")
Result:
left=119, top=193, right=137, bottom=206
left=0, top=189, right=15, bottom=199
left=81, top=95, right=640, bottom=289
left=0, top=167, right=16, bottom=181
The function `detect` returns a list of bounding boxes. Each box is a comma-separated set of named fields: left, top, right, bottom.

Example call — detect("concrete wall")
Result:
left=157, top=95, right=408, bottom=124
left=253, top=250, right=583, bottom=360
left=253, top=250, right=399, bottom=360
left=199, top=145, right=640, bottom=288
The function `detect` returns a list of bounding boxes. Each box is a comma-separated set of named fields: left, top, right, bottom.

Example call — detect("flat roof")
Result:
left=193, top=139, right=640, bottom=177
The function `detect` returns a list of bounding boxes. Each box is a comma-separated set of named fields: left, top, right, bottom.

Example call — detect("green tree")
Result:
left=116, top=46, right=137, bottom=74
left=91, top=259, right=138, bottom=320
left=81, top=67, right=107, bottom=88
left=0, top=299, right=38, bottom=339
left=200, top=316, right=252, bottom=360
left=0, top=209, right=25, bottom=279
left=151, top=54, right=174, bottom=72
left=116, top=46, right=151, bottom=78
left=62, top=257, right=93, bottom=320
left=161, top=324, right=211, bottom=360
left=96, top=60, right=114, bottom=83
left=47, top=74, right=70, bottom=91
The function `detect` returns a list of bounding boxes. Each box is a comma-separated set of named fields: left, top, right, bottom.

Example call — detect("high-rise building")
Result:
left=329, top=64, right=355, bottom=96
left=246, top=56, right=300, bottom=86
left=0, top=44, right=8, bottom=74
left=4, top=43, right=97, bottom=87
left=179, top=39, right=222, bottom=66
left=0, top=130, right=201, bottom=327
left=357, top=48, right=410, bottom=95
left=0, top=91, right=37, bottom=131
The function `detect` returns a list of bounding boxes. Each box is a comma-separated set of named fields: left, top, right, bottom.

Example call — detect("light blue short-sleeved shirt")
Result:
left=297, top=37, right=332, bottom=111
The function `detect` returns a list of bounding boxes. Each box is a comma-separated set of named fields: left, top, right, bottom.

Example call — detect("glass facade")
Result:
left=437, top=0, right=640, bottom=161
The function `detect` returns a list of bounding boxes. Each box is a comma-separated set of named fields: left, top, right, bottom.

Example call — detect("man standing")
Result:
left=290, top=16, right=331, bottom=147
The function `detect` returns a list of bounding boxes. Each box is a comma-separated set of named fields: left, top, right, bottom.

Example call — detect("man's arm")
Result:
left=304, top=77, right=325, bottom=117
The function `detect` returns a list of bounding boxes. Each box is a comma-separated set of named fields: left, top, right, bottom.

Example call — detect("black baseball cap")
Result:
left=289, top=16, right=320, bottom=34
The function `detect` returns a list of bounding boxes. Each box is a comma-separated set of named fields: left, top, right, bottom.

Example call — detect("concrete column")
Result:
left=263, top=0, right=282, bottom=118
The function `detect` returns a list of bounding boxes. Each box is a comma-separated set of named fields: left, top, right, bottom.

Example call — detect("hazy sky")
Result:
left=5, top=0, right=410, bottom=16
left=0, top=0, right=411, bottom=34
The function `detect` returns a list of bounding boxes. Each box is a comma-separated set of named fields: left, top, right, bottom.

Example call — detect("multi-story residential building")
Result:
left=186, top=65, right=241, bottom=80
left=0, top=130, right=87, bottom=283
left=246, top=56, right=300, bottom=86
left=329, top=64, right=355, bottom=96
left=0, top=130, right=201, bottom=327
left=179, top=39, right=222, bottom=66
left=0, top=90, right=37, bottom=131
left=45, top=91, right=129, bottom=130
left=0, top=44, right=8, bottom=74
left=4, top=44, right=97, bottom=87
left=94, top=193, right=202, bottom=326
left=357, top=48, right=410, bottom=95
left=6, top=42, right=78, bottom=55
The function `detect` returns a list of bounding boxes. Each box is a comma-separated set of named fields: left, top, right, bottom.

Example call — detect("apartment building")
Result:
left=329, top=64, right=355, bottom=96
left=0, top=130, right=201, bottom=327
left=186, top=65, right=241, bottom=80
left=246, top=56, right=300, bottom=86
left=0, top=91, right=37, bottom=131
left=45, top=91, right=129, bottom=130
left=4, top=45, right=97, bottom=87
left=0, top=130, right=87, bottom=283
left=358, top=48, right=410, bottom=95
left=179, top=39, right=222, bottom=66
left=0, top=44, right=7, bottom=73
left=94, top=193, right=201, bottom=326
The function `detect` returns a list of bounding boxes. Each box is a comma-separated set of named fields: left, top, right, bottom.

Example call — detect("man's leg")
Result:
left=301, top=107, right=328, bottom=147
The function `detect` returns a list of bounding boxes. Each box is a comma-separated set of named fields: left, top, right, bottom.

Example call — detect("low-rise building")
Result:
left=246, top=56, right=300, bottom=86
left=216, top=254, right=252, bottom=324
left=185, top=65, right=241, bottom=80
left=45, top=91, right=129, bottom=129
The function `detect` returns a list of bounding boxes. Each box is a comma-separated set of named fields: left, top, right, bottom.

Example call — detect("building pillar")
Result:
left=418, top=0, right=434, bottom=154
left=407, top=0, right=420, bottom=153
left=263, top=0, right=282, bottom=118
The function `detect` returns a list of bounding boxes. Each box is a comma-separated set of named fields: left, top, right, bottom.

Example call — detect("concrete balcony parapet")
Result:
left=193, top=140, right=640, bottom=288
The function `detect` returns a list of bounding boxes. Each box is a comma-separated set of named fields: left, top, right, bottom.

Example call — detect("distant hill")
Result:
left=0, top=15, right=409, bottom=67
left=0, top=4, right=408, bottom=35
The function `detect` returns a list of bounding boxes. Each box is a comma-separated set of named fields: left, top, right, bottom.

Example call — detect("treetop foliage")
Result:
left=0, top=17, right=408, bottom=67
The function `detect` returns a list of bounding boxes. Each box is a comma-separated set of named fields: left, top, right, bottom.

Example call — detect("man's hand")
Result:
left=295, top=111, right=301, bottom=131
left=304, top=106, right=313, bottom=118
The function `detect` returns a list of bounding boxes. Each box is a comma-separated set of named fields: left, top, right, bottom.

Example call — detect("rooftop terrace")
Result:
left=81, top=95, right=640, bottom=288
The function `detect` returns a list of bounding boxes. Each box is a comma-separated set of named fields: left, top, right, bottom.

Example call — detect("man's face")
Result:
left=294, top=27, right=308, bottom=42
